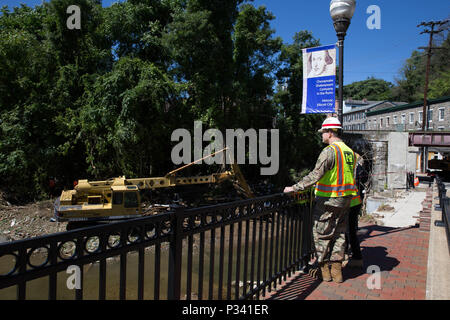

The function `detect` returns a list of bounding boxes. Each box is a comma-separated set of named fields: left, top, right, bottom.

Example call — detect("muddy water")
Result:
left=0, top=220, right=296, bottom=300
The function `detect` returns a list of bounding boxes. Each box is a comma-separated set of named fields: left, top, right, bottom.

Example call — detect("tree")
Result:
left=391, top=50, right=426, bottom=102
left=428, top=70, right=450, bottom=98
left=343, top=77, right=394, bottom=101
left=231, top=3, right=282, bottom=130
left=0, top=0, right=330, bottom=202
left=274, top=31, right=325, bottom=185
left=102, top=0, right=176, bottom=66
left=78, top=57, right=184, bottom=179
left=0, top=1, right=111, bottom=201
left=392, top=30, right=450, bottom=102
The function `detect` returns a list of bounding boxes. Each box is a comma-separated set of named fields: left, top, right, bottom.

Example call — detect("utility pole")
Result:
left=417, top=19, right=448, bottom=172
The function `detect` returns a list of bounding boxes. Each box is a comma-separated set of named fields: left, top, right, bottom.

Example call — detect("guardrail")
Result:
left=0, top=191, right=313, bottom=300
left=435, top=176, right=450, bottom=255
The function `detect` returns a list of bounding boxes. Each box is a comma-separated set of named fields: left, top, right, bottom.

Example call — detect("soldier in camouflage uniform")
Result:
left=284, top=117, right=357, bottom=283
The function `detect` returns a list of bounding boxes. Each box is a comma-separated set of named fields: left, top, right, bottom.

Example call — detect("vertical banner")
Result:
left=301, top=44, right=336, bottom=114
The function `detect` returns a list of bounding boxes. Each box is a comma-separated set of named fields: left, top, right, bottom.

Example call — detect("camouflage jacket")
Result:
left=292, top=142, right=352, bottom=206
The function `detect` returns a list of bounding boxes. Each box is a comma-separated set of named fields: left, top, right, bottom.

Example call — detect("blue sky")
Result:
left=2, top=0, right=449, bottom=85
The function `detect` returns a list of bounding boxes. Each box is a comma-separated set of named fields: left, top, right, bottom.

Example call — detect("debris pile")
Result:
left=0, top=200, right=67, bottom=242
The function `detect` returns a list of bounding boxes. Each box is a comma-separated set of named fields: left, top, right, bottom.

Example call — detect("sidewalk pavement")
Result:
left=426, top=186, right=450, bottom=299
left=376, top=190, right=426, bottom=228
left=264, top=183, right=449, bottom=300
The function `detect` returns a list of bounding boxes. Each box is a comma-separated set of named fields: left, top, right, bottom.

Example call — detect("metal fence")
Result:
left=0, top=191, right=313, bottom=300
left=436, top=176, right=450, bottom=255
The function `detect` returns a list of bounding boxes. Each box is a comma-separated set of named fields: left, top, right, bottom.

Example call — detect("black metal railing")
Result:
left=435, top=176, right=450, bottom=255
left=0, top=191, right=313, bottom=300
left=442, top=199, right=450, bottom=256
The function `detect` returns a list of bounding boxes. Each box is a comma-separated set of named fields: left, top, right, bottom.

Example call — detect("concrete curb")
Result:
left=425, top=182, right=450, bottom=299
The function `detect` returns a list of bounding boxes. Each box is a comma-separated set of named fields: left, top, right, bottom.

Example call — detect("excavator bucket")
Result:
left=230, top=162, right=254, bottom=198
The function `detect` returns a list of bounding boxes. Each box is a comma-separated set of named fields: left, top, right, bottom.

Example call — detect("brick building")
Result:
left=342, top=100, right=406, bottom=131
left=366, top=96, right=450, bottom=131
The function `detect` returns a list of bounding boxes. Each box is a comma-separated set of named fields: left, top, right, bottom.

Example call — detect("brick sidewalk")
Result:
left=266, top=223, right=429, bottom=300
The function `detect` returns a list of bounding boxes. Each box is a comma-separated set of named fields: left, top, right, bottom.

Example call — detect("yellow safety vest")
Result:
left=350, top=194, right=362, bottom=207
left=350, top=158, right=362, bottom=207
left=315, top=142, right=358, bottom=198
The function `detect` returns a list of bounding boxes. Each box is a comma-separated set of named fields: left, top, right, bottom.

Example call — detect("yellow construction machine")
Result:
left=54, top=150, right=254, bottom=229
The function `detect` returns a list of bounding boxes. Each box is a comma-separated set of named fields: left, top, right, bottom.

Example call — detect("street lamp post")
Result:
left=330, top=0, right=356, bottom=125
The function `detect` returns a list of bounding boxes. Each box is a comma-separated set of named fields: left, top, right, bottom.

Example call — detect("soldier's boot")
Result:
left=330, top=262, right=343, bottom=283
left=308, top=266, right=320, bottom=279
left=319, top=262, right=332, bottom=282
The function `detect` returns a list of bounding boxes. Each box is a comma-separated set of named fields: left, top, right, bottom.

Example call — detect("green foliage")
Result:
left=428, top=70, right=450, bottom=98
left=0, top=0, right=325, bottom=202
left=78, top=57, right=184, bottom=178
left=391, top=50, right=426, bottom=102
left=343, top=77, right=393, bottom=101
left=273, top=31, right=325, bottom=185
left=391, top=31, right=450, bottom=103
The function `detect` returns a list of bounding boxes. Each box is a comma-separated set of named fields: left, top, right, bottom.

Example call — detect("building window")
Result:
left=380, top=118, right=383, bottom=128
left=439, top=108, right=445, bottom=121
left=386, top=116, right=390, bottom=127
left=409, top=113, right=414, bottom=124
left=428, top=109, right=433, bottom=122
left=419, top=111, right=423, bottom=123
left=393, top=115, right=398, bottom=124
left=401, top=114, right=406, bottom=124
left=438, top=126, right=445, bottom=131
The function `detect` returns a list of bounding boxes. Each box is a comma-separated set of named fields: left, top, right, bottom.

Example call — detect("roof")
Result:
left=343, top=101, right=393, bottom=115
left=367, top=96, right=450, bottom=117
left=368, top=101, right=406, bottom=113
left=345, top=99, right=380, bottom=106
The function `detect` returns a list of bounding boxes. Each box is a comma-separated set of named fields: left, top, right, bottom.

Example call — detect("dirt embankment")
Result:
left=0, top=199, right=68, bottom=242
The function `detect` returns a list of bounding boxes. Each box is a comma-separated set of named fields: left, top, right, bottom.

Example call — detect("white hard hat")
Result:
left=318, top=117, right=342, bottom=132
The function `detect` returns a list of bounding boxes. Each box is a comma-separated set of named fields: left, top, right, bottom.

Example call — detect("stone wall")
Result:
left=346, top=131, right=420, bottom=192
left=370, top=141, right=388, bottom=192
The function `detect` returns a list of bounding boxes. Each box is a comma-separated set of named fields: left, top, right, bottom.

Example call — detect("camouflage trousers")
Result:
left=312, top=196, right=351, bottom=263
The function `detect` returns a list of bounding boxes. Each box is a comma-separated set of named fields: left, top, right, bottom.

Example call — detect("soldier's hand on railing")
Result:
left=283, top=186, right=295, bottom=193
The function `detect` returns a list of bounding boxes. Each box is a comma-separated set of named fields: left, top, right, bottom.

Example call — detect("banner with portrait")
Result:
left=301, top=44, right=336, bottom=114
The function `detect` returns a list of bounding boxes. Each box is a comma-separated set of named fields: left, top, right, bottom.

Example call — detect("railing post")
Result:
left=168, top=205, right=184, bottom=300
left=301, top=195, right=314, bottom=273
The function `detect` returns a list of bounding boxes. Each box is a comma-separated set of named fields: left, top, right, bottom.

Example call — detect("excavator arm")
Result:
left=55, top=148, right=254, bottom=227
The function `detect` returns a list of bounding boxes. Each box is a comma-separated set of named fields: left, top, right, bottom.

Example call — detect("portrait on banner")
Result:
left=301, top=45, right=337, bottom=114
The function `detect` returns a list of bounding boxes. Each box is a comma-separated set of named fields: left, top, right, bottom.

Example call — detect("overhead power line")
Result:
left=416, top=19, right=449, bottom=172
left=416, top=19, right=449, bottom=130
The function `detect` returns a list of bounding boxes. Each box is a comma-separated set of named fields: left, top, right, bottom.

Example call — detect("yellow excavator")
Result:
left=54, top=149, right=254, bottom=229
